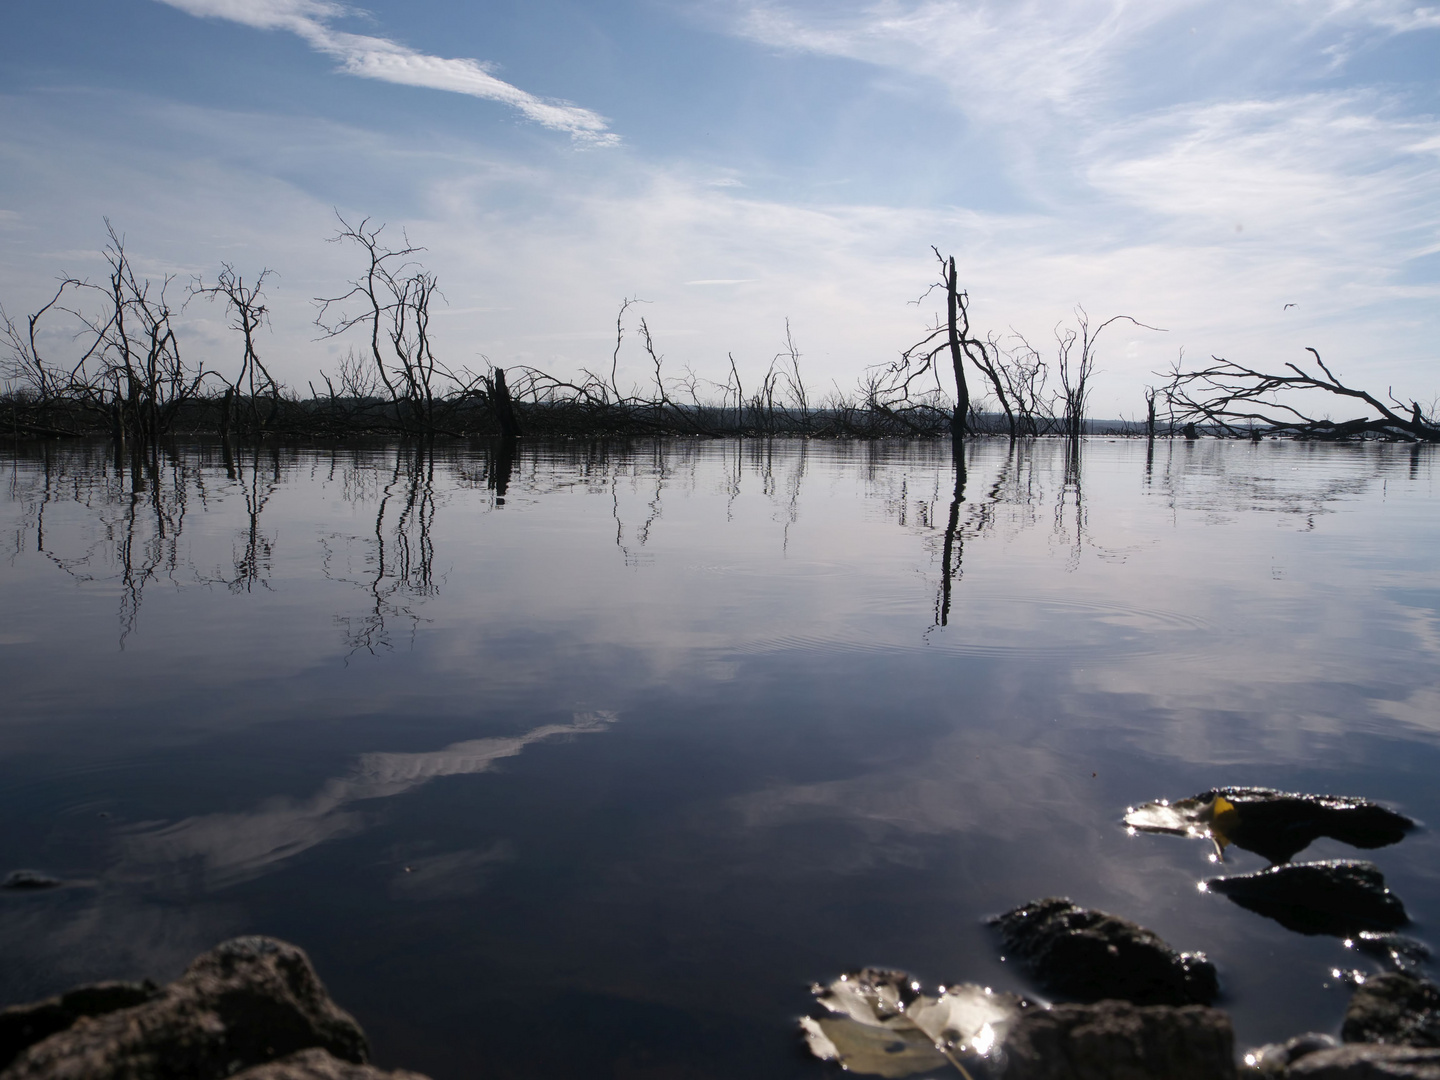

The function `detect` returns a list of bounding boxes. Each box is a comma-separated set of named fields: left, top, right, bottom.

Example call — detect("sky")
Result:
left=1, top=0, right=1438, bottom=418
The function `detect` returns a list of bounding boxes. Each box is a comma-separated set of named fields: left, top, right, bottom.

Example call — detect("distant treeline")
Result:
left=4, top=219, right=1435, bottom=443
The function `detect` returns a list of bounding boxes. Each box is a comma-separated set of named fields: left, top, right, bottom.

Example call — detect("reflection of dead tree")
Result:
left=936, top=450, right=968, bottom=627
left=1164, top=349, right=1440, bottom=441
left=325, top=445, right=439, bottom=655
left=612, top=448, right=669, bottom=567
left=14, top=442, right=192, bottom=645
left=931, top=441, right=1024, bottom=628
left=1054, top=437, right=1085, bottom=571
left=210, top=444, right=278, bottom=592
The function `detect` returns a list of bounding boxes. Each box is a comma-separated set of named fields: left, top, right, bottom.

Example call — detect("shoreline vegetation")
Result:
left=3, top=221, right=1438, bottom=445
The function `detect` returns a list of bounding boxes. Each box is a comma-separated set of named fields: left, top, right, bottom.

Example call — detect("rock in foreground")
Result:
left=1342, top=972, right=1440, bottom=1048
left=1003, top=1000, right=1236, bottom=1080
left=231, top=1049, right=431, bottom=1080
left=0, top=936, right=427, bottom=1080
left=1285, top=1043, right=1440, bottom=1078
left=990, top=897, right=1219, bottom=1006
left=0, top=983, right=161, bottom=1073
left=1241, top=1032, right=1339, bottom=1075
left=1204, top=861, right=1408, bottom=937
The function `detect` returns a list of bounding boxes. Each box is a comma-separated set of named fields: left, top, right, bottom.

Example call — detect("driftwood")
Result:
left=1164, top=348, right=1440, bottom=441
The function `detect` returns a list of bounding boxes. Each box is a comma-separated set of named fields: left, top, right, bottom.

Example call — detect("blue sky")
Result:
left=2, top=0, right=1438, bottom=416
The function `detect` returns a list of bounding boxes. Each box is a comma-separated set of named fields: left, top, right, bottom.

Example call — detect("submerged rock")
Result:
left=1203, top=860, right=1408, bottom=937
left=1125, top=788, right=1414, bottom=865
left=1342, top=972, right=1440, bottom=1048
left=231, top=1049, right=431, bottom=1080
left=0, top=981, right=160, bottom=1072
left=1286, top=1043, right=1440, bottom=1078
left=1002, top=1000, right=1236, bottom=1080
left=1241, top=1032, right=1338, bottom=1074
left=0, top=936, right=371, bottom=1080
left=0, top=871, right=62, bottom=892
left=1351, top=932, right=1431, bottom=973
left=990, top=898, right=1219, bottom=1006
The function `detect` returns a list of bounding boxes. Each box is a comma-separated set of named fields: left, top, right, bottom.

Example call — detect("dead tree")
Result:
left=1055, top=309, right=1155, bottom=440
left=979, top=332, right=1054, bottom=435
left=1164, top=348, right=1440, bottom=441
left=191, top=265, right=278, bottom=436
left=876, top=249, right=993, bottom=438
left=315, top=215, right=447, bottom=434
left=488, top=367, right=521, bottom=440
left=9, top=223, right=206, bottom=442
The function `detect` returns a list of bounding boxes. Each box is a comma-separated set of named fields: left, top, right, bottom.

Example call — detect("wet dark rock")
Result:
left=0, top=872, right=62, bottom=891
left=1204, top=860, right=1408, bottom=937
left=1125, top=788, right=1415, bottom=865
left=1342, top=973, right=1440, bottom=1048
left=1204, top=788, right=1412, bottom=865
left=1002, top=1000, right=1236, bottom=1080
left=990, top=897, right=1219, bottom=1006
left=1285, top=1043, right=1440, bottom=1077
left=1242, top=1032, right=1338, bottom=1074
left=0, top=982, right=160, bottom=1072
left=0, top=936, right=369, bottom=1080
left=230, top=1049, right=431, bottom=1080
left=1351, top=933, right=1431, bottom=973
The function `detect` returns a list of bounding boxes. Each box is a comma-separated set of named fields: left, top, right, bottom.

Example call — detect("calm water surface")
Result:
left=2, top=437, right=1438, bottom=1078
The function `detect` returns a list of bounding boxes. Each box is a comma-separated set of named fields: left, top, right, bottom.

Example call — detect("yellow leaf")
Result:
left=1210, top=795, right=1239, bottom=850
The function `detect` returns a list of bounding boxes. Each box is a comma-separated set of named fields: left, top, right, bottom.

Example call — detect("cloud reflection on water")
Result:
left=120, top=711, right=617, bottom=891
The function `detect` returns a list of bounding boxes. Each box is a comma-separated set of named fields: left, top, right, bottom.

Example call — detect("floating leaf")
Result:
left=800, top=1015, right=949, bottom=1078
left=1125, top=787, right=1413, bottom=864
left=908, top=985, right=1024, bottom=1055
left=814, top=967, right=917, bottom=1026
left=802, top=968, right=1030, bottom=1078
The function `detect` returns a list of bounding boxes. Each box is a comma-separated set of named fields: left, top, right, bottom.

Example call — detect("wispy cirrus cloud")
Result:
left=726, top=0, right=1203, bottom=120
left=721, top=0, right=1440, bottom=125
left=1298, top=0, right=1440, bottom=32
left=153, top=0, right=620, bottom=145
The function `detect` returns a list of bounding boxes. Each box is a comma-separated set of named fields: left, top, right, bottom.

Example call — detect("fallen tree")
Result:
left=1164, top=348, right=1440, bottom=441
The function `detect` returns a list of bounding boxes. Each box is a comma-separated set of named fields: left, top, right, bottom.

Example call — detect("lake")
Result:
left=2, top=436, right=1437, bottom=1078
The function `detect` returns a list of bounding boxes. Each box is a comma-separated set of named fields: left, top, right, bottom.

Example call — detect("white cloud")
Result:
left=1085, top=92, right=1440, bottom=247
left=153, top=0, right=619, bottom=145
